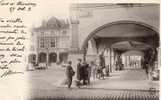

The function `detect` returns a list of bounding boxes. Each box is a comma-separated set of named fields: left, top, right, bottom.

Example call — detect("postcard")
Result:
left=0, top=0, right=160, bottom=100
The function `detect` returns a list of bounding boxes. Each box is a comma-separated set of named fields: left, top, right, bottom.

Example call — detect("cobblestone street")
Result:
left=29, top=88, right=159, bottom=100
left=27, top=66, right=159, bottom=100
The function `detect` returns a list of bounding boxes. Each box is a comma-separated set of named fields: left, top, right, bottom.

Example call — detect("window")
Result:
left=40, top=37, right=45, bottom=48
left=51, top=37, right=56, bottom=47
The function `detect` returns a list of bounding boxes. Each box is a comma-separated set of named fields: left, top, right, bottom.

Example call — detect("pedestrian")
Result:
left=96, top=65, right=101, bottom=79
left=90, top=61, right=97, bottom=80
left=105, top=65, right=110, bottom=76
left=76, top=59, right=83, bottom=87
left=102, top=67, right=106, bottom=79
left=95, top=59, right=101, bottom=79
left=65, top=61, right=75, bottom=88
left=87, top=62, right=92, bottom=85
left=99, top=66, right=104, bottom=79
left=82, top=61, right=89, bottom=85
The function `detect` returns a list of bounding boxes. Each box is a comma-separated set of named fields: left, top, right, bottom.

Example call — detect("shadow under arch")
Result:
left=81, top=20, right=159, bottom=50
left=49, top=52, right=57, bottom=63
left=111, top=40, right=152, bottom=51
left=38, top=52, right=47, bottom=63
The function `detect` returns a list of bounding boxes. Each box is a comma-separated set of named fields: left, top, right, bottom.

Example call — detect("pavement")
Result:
left=0, top=65, right=159, bottom=100
left=26, top=66, right=159, bottom=100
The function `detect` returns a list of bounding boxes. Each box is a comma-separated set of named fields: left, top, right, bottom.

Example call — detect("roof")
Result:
left=33, top=17, right=70, bottom=31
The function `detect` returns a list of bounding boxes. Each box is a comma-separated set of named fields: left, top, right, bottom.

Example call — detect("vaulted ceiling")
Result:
left=95, top=23, right=157, bottom=38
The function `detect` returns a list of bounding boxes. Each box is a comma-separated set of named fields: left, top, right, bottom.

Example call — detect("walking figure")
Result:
left=76, top=59, right=83, bottom=88
left=65, top=61, right=75, bottom=88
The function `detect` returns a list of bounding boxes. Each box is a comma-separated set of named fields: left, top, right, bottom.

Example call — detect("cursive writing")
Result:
left=1, top=69, right=24, bottom=78
left=0, top=0, right=37, bottom=13
left=0, top=17, right=27, bottom=78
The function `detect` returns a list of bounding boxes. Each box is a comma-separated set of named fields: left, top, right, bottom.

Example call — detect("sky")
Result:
left=0, top=0, right=160, bottom=27
left=25, top=0, right=78, bottom=27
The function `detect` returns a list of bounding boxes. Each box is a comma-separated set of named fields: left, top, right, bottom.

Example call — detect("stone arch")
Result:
left=111, top=41, right=152, bottom=51
left=28, top=53, right=36, bottom=64
left=38, top=52, right=47, bottom=63
left=81, top=20, right=159, bottom=50
left=49, top=52, right=57, bottom=63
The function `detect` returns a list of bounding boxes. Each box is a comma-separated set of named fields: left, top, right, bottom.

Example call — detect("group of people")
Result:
left=76, top=59, right=91, bottom=87
left=65, top=59, right=91, bottom=88
left=65, top=58, right=110, bottom=88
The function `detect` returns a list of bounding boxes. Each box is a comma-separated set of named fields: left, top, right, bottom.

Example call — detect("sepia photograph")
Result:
left=26, top=3, right=160, bottom=100
left=0, top=1, right=160, bottom=100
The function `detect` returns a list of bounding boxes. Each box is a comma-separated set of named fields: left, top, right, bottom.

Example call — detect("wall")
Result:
left=70, top=4, right=159, bottom=49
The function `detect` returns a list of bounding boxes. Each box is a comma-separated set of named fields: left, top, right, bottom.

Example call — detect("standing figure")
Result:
left=76, top=59, right=83, bottom=87
left=95, top=59, right=101, bottom=79
left=90, top=61, right=97, bottom=80
left=87, top=62, right=92, bottom=85
left=105, top=65, right=110, bottom=76
left=102, top=67, right=106, bottom=79
left=82, top=61, right=89, bottom=85
left=65, top=61, right=75, bottom=88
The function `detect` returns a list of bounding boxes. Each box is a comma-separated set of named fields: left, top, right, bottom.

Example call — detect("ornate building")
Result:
left=27, top=4, right=160, bottom=71
left=28, top=17, right=70, bottom=67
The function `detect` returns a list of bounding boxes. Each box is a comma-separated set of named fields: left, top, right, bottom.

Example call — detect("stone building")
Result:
left=27, top=4, right=160, bottom=71
left=28, top=17, right=70, bottom=67
left=68, top=3, right=160, bottom=71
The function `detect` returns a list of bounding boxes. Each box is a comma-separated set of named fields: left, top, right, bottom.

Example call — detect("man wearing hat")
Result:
left=65, top=61, right=75, bottom=88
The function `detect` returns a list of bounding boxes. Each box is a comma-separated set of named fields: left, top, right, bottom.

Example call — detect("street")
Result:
left=27, top=66, right=159, bottom=100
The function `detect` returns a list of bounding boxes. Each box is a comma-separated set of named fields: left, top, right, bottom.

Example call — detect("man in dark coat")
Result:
left=66, top=61, right=75, bottom=88
left=82, top=61, right=89, bottom=85
left=77, top=59, right=83, bottom=81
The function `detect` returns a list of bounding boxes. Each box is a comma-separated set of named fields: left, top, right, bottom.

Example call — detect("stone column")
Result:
left=83, top=47, right=87, bottom=62
left=70, top=20, right=79, bottom=50
left=36, top=53, right=38, bottom=65
left=109, top=48, right=112, bottom=72
left=158, top=45, right=161, bottom=68
left=57, top=51, right=60, bottom=63
left=46, top=52, right=49, bottom=68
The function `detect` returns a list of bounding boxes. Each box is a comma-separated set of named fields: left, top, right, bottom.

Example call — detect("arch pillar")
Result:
left=158, top=44, right=161, bottom=68
left=47, top=52, right=49, bottom=66
left=109, top=48, right=114, bottom=72
left=57, top=52, right=60, bottom=62
left=36, top=53, right=38, bottom=65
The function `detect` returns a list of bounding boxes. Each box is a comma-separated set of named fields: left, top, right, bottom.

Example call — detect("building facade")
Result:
left=28, top=17, right=71, bottom=67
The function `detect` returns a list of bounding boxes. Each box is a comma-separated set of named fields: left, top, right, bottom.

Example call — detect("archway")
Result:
left=122, top=50, right=144, bottom=69
left=49, top=52, right=57, bottom=63
left=59, top=52, right=68, bottom=63
left=83, top=20, right=159, bottom=77
left=82, top=20, right=159, bottom=50
left=38, top=52, right=47, bottom=63
left=83, top=21, right=159, bottom=64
